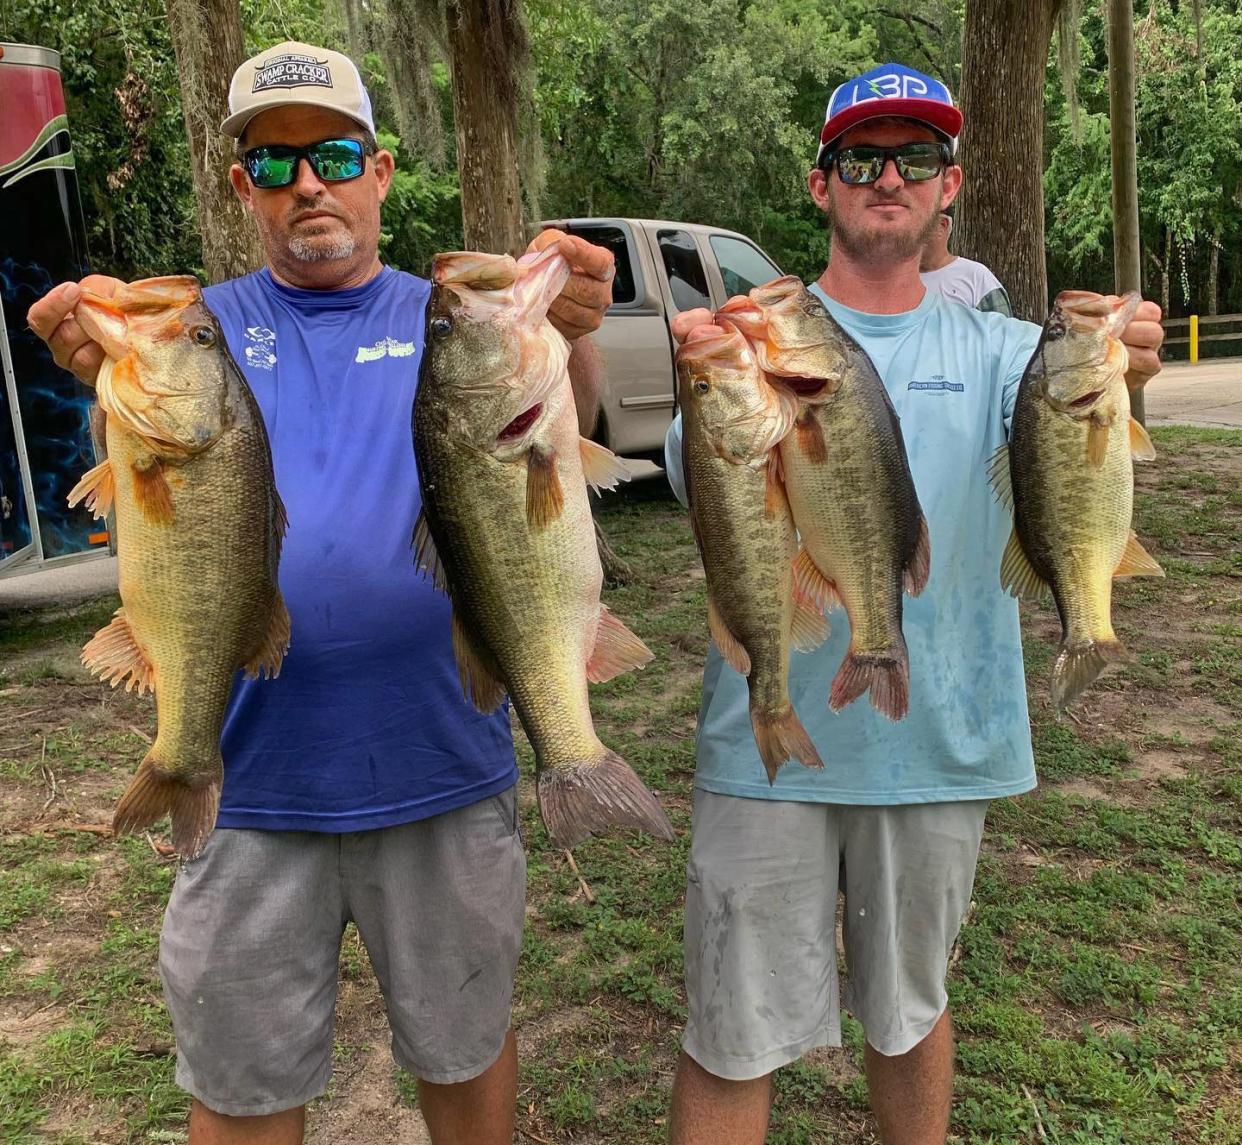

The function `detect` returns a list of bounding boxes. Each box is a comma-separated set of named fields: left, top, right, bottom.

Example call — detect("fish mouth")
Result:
left=1068, top=389, right=1104, bottom=409
left=772, top=375, right=828, bottom=398
left=498, top=402, right=543, bottom=441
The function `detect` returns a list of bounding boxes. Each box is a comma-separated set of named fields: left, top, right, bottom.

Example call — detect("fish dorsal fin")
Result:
left=412, top=510, right=448, bottom=592
left=586, top=605, right=654, bottom=683
left=790, top=595, right=829, bottom=652
left=792, top=547, right=841, bottom=613
left=1086, top=416, right=1110, bottom=468
left=526, top=446, right=564, bottom=530
left=903, top=514, right=932, bottom=597
left=67, top=457, right=115, bottom=519
left=707, top=595, right=751, bottom=675
left=81, top=607, right=156, bottom=694
left=451, top=610, right=506, bottom=713
left=243, top=596, right=291, bottom=680
left=1128, top=416, right=1156, bottom=461
left=1114, top=531, right=1165, bottom=578
left=579, top=437, right=630, bottom=494
left=986, top=442, right=1013, bottom=511
left=999, top=527, right=1050, bottom=601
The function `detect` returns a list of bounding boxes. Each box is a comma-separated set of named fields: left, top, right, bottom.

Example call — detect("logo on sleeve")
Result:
left=355, top=337, right=415, bottom=363
left=243, top=325, right=277, bottom=371
left=908, top=374, right=964, bottom=393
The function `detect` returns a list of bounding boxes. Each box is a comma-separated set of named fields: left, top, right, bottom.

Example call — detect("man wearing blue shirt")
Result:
left=663, top=64, right=1165, bottom=1144
left=29, top=41, right=614, bottom=1145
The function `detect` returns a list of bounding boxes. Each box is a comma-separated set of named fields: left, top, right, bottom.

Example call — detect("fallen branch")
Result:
left=1021, top=1083, right=1048, bottom=1141
left=564, top=849, right=596, bottom=905
left=129, top=724, right=153, bottom=745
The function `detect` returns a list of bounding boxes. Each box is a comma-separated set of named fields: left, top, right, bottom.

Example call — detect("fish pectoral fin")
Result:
left=903, top=514, right=932, bottom=597
left=412, top=510, right=449, bottom=592
left=243, top=596, right=291, bottom=680
left=1114, top=531, right=1165, bottom=578
left=525, top=447, right=564, bottom=530
left=707, top=595, right=751, bottom=675
left=131, top=455, right=175, bottom=525
left=578, top=437, right=630, bottom=494
left=81, top=608, right=156, bottom=694
left=67, top=457, right=115, bottom=519
left=763, top=452, right=789, bottom=520
left=1128, top=416, right=1157, bottom=461
left=986, top=442, right=1014, bottom=511
left=451, top=610, right=506, bottom=713
left=790, top=594, right=829, bottom=652
left=793, top=411, right=827, bottom=463
left=1086, top=416, right=1110, bottom=468
left=587, top=605, right=654, bottom=683
left=999, top=527, right=1050, bottom=602
left=792, top=547, right=841, bottom=613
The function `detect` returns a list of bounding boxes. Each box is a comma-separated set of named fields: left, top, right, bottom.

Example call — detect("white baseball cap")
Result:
left=221, top=41, right=375, bottom=139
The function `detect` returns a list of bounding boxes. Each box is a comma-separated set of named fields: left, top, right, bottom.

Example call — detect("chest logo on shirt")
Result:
left=908, top=374, right=964, bottom=393
left=356, top=336, right=416, bottom=363
left=243, top=325, right=277, bottom=371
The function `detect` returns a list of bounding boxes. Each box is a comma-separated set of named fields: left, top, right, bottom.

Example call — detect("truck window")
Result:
left=709, top=234, right=782, bottom=298
left=565, top=224, right=636, bottom=305
left=656, top=230, right=712, bottom=313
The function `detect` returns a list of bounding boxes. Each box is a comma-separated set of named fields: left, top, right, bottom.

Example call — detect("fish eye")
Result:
left=429, top=316, right=453, bottom=338
left=192, top=325, right=216, bottom=347
left=693, top=379, right=710, bottom=394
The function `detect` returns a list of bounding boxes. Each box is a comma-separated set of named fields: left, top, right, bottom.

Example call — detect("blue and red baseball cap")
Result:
left=815, top=63, right=962, bottom=166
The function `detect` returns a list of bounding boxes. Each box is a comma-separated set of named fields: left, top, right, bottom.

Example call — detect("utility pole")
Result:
left=1108, top=0, right=1144, bottom=423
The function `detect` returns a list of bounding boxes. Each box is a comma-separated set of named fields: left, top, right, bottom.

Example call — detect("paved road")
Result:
left=1146, top=357, right=1242, bottom=428
left=0, top=553, right=117, bottom=610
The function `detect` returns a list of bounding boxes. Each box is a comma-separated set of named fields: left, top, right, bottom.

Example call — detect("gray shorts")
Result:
left=160, top=787, right=526, bottom=1116
left=683, top=790, right=987, bottom=1079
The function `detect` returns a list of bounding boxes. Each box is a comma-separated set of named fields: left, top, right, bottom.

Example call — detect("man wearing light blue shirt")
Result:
left=664, top=64, right=1166, bottom=1145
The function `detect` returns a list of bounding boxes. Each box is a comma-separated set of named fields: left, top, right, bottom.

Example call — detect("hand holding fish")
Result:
left=525, top=228, right=615, bottom=341
left=1062, top=291, right=1164, bottom=389
left=27, top=275, right=124, bottom=386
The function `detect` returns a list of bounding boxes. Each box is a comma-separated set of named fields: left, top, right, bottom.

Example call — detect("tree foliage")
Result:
left=3, top=0, right=1240, bottom=315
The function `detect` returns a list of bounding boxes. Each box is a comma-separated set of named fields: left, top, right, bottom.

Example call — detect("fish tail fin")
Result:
left=830, top=648, right=909, bottom=721
left=752, top=704, right=823, bottom=784
left=1051, top=639, right=1128, bottom=711
left=113, top=749, right=222, bottom=859
left=538, top=749, right=675, bottom=848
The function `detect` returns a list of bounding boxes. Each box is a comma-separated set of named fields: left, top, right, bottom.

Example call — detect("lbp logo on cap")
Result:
left=252, top=53, right=334, bottom=93
left=835, top=68, right=950, bottom=115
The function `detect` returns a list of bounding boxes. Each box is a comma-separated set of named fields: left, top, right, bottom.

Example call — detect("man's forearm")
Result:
left=567, top=336, right=605, bottom=439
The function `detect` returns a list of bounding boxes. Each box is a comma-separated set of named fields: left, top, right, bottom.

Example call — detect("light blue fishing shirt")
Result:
left=664, top=286, right=1043, bottom=804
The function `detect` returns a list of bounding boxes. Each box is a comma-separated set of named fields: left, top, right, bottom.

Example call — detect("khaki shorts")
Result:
left=160, top=787, right=526, bottom=1116
left=682, top=790, right=987, bottom=1079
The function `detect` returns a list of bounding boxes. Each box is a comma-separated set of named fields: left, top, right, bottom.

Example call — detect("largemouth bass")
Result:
left=721, top=277, right=930, bottom=720
left=677, top=322, right=825, bottom=782
left=412, top=247, right=674, bottom=848
left=989, top=290, right=1163, bottom=710
left=67, top=276, right=288, bottom=857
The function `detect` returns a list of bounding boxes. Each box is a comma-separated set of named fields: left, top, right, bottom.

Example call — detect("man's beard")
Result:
left=828, top=190, right=942, bottom=263
left=287, top=232, right=356, bottom=262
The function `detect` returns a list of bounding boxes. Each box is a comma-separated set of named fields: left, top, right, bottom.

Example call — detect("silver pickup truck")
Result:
left=542, top=217, right=784, bottom=461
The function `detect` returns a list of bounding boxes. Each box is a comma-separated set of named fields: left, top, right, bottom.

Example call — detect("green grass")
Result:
left=0, top=429, right=1238, bottom=1142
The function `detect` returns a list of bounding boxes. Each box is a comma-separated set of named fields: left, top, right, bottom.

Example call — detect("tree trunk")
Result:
left=1106, top=0, right=1143, bottom=421
left=165, top=0, right=264, bottom=283
left=957, top=0, right=1062, bottom=322
left=1208, top=236, right=1219, bottom=317
left=446, top=0, right=530, bottom=255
